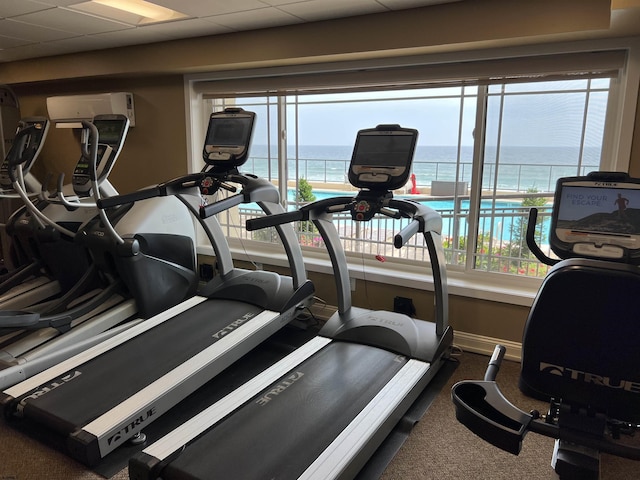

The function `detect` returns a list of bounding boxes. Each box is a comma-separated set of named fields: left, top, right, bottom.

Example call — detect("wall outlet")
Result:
left=393, top=296, right=416, bottom=316
left=199, top=263, right=214, bottom=281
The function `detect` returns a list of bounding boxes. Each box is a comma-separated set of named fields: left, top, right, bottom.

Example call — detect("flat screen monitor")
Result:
left=348, top=125, right=418, bottom=191
left=552, top=174, right=640, bottom=261
left=203, top=108, right=255, bottom=167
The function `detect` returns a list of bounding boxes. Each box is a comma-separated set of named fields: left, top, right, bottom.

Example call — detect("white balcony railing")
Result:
left=230, top=192, right=555, bottom=278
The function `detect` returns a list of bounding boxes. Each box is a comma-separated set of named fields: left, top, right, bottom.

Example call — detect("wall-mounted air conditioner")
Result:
left=46, top=92, right=135, bottom=128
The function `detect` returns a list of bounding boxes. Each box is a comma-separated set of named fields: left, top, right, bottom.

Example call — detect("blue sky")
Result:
left=239, top=81, right=608, bottom=149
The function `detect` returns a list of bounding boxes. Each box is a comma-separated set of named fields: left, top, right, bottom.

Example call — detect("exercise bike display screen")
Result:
left=553, top=179, right=640, bottom=259
left=348, top=125, right=418, bottom=191
left=203, top=108, right=255, bottom=167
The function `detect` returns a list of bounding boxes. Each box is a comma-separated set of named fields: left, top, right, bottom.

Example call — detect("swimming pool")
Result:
left=242, top=188, right=550, bottom=243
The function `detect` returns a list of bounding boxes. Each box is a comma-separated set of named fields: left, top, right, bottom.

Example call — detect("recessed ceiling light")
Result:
left=69, top=0, right=188, bottom=25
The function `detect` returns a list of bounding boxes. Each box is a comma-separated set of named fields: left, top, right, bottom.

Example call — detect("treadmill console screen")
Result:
left=348, top=125, right=418, bottom=191
left=203, top=108, right=255, bottom=167
left=552, top=174, right=640, bottom=262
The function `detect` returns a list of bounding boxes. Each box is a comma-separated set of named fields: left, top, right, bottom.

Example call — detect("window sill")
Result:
left=197, top=243, right=540, bottom=307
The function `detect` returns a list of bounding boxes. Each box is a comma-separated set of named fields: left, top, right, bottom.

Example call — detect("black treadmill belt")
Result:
left=162, top=342, right=407, bottom=480
left=20, top=299, right=263, bottom=431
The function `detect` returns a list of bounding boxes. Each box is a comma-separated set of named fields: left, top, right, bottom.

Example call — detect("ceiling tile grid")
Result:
left=0, top=0, right=460, bottom=62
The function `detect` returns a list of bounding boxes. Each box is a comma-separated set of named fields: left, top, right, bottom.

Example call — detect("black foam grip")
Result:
left=98, top=186, right=161, bottom=209
left=246, top=211, right=305, bottom=231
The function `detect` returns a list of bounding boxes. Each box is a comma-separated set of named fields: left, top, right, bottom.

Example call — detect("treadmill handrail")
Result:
left=246, top=192, right=449, bottom=334
left=96, top=173, right=206, bottom=209
left=97, top=169, right=310, bottom=290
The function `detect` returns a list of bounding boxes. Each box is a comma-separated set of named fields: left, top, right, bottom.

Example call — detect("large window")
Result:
left=188, top=45, right=637, bottom=294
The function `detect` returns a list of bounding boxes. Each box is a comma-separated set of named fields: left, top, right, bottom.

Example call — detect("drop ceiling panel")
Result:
left=0, top=0, right=53, bottom=18
left=378, top=0, right=461, bottom=8
left=277, top=0, right=387, bottom=21
left=135, top=18, right=233, bottom=39
left=202, top=8, right=303, bottom=31
left=0, top=35, right=33, bottom=49
left=33, top=0, right=83, bottom=6
left=0, top=18, right=75, bottom=42
left=10, top=8, right=130, bottom=35
left=152, top=0, right=269, bottom=17
left=89, top=26, right=175, bottom=48
left=0, top=1, right=498, bottom=63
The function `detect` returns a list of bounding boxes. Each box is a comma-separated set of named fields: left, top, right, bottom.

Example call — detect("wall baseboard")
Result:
left=308, top=303, right=523, bottom=362
left=453, top=331, right=522, bottom=362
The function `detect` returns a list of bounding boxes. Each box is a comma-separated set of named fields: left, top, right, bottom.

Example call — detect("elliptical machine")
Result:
left=65, top=118, right=198, bottom=319
left=0, top=116, right=197, bottom=388
left=0, top=115, right=124, bottom=312
left=0, top=117, right=57, bottom=301
left=452, top=171, right=640, bottom=479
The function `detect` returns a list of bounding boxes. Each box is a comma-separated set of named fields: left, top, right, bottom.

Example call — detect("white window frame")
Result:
left=184, top=38, right=640, bottom=307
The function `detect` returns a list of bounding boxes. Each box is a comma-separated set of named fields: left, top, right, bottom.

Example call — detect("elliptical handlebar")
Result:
left=5, top=122, right=78, bottom=237
left=51, top=121, right=105, bottom=210
left=81, top=119, right=125, bottom=246
left=6, top=124, right=39, bottom=171
left=82, top=120, right=100, bottom=184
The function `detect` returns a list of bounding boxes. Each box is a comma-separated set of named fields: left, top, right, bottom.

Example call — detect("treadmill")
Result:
left=0, top=107, right=314, bottom=466
left=129, top=124, right=453, bottom=480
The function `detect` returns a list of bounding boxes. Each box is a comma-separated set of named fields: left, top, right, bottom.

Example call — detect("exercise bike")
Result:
left=452, top=171, right=640, bottom=479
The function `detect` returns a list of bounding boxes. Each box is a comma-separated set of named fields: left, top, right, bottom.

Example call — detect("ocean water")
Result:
left=243, top=144, right=601, bottom=192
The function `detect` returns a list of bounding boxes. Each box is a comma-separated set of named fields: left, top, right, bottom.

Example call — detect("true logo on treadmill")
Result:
left=106, top=407, right=157, bottom=447
left=18, top=370, right=82, bottom=407
left=211, top=312, right=255, bottom=340
left=255, top=371, right=305, bottom=406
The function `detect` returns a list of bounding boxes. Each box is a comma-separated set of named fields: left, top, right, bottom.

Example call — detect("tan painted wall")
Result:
left=1, top=0, right=638, bottom=347
left=12, top=76, right=187, bottom=193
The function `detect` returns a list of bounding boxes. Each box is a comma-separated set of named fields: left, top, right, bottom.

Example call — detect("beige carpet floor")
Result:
left=0, top=350, right=637, bottom=479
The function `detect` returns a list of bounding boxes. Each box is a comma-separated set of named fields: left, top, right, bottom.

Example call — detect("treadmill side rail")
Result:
left=299, top=359, right=430, bottom=480
left=71, top=309, right=281, bottom=464
left=2, top=296, right=207, bottom=401
left=129, top=336, right=332, bottom=480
